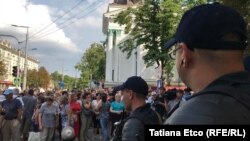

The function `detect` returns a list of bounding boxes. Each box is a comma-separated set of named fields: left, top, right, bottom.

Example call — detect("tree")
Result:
left=27, top=66, right=51, bottom=89
left=37, top=67, right=51, bottom=88
left=51, top=71, right=62, bottom=88
left=75, top=42, right=106, bottom=87
left=51, top=71, right=82, bottom=90
left=219, top=0, right=250, bottom=55
left=27, top=69, right=38, bottom=88
left=114, top=0, right=183, bottom=84
left=184, top=0, right=207, bottom=8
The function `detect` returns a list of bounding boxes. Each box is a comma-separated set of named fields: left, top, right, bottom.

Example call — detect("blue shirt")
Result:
left=111, top=101, right=124, bottom=111
left=22, top=95, right=37, bottom=118
left=40, top=103, right=59, bottom=128
left=60, top=104, right=69, bottom=128
left=1, top=99, right=22, bottom=120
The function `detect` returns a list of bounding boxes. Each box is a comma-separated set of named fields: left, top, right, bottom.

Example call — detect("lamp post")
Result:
left=12, top=24, right=29, bottom=91
left=17, top=49, right=21, bottom=81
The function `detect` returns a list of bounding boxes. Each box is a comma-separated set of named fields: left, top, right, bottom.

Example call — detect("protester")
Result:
left=92, top=93, right=101, bottom=137
left=164, top=3, right=250, bottom=124
left=59, top=96, right=70, bottom=129
left=21, top=89, right=37, bottom=141
left=80, top=92, right=93, bottom=141
left=182, top=87, right=192, bottom=101
left=165, top=89, right=183, bottom=113
left=69, top=93, right=81, bottom=140
left=109, top=92, right=124, bottom=136
left=0, top=88, right=23, bottom=141
left=98, top=93, right=110, bottom=141
left=39, top=96, right=59, bottom=141
left=154, top=87, right=167, bottom=118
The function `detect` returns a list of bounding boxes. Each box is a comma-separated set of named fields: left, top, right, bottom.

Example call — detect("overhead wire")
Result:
left=29, top=0, right=98, bottom=40
left=30, top=0, right=105, bottom=41
left=28, top=0, right=86, bottom=39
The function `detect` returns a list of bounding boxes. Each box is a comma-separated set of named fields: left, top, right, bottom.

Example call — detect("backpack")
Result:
left=111, top=110, right=126, bottom=141
left=111, top=110, right=162, bottom=141
left=111, top=115, right=144, bottom=141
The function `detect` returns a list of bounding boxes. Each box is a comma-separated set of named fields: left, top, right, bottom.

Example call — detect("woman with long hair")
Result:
left=69, top=93, right=81, bottom=141
left=80, top=92, right=93, bottom=141
left=97, top=93, right=110, bottom=141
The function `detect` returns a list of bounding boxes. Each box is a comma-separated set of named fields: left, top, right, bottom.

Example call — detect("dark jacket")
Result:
left=165, top=72, right=250, bottom=124
left=122, top=103, right=160, bottom=141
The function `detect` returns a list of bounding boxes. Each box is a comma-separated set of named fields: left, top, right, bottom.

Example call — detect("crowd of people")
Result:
left=0, top=87, right=120, bottom=141
left=0, top=81, right=188, bottom=141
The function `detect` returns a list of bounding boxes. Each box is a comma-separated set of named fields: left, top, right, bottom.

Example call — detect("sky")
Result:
left=0, top=0, right=112, bottom=77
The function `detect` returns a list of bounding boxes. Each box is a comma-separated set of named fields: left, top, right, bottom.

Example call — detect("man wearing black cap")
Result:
left=164, top=3, right=250, bottom=124
left=115, top=76, right=161, bottom=141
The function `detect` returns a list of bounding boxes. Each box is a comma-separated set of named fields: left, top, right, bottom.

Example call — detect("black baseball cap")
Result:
left=115, top=76, right=149, bottom=96
left=164, top=3, right=247, bottom=50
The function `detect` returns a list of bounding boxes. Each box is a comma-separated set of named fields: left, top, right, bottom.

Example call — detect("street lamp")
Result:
left=12, top=24, right=29, bottom=91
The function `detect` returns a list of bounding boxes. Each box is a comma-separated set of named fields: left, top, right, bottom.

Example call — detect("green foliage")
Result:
left=118, top=38, right=135, bottom=59
left=51, top=71, right=62, bottom=88
left=51, top=71, right=61, bottom=82
left=114, top=0, right=183, bottom=79
left=184, top=0, right=207, bottom=8
left=75, top=43, right=105, bottom=87
left=27, top=66, right=51, bottom=89
left=51, top=71, right=82, bottom=90
left=219, top=0, right=250, bottom=55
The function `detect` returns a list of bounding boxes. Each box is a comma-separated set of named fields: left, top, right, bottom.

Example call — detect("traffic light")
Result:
left=12, top=66, right=17, bottom=77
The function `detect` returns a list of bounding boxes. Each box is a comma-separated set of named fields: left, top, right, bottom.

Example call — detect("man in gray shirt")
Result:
left=21, top=89, right=37, bottom=140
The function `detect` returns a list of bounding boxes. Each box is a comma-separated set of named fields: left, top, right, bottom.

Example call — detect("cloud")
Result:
left=73, top=16, right=102, bottom=28
left=0, top=0, right=106, bottom=76
left=0, top=0, right=78, bottom=51
left=29, top=40, right=82, bottom=76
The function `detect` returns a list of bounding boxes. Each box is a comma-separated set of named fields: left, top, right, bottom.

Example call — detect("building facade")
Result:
left=103, top=0, right=160, bottom=87
left=0, top=40, right=39, bottom=88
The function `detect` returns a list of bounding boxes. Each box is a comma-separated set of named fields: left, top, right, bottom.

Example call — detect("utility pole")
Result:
left=17, top=49, right=21, bottom=86
left=74, top=70, right=77, bottom=88
left=12, top=25, right=29, bottom=91
left=23, top=27, right=29, bottom=91
left=62, top=63, right=64, bottom=82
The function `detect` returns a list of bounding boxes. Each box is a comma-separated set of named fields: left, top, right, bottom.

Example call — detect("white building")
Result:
left=0, top=40, right=39, bottom=87
left=103, top=0, right=160, bottom=87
